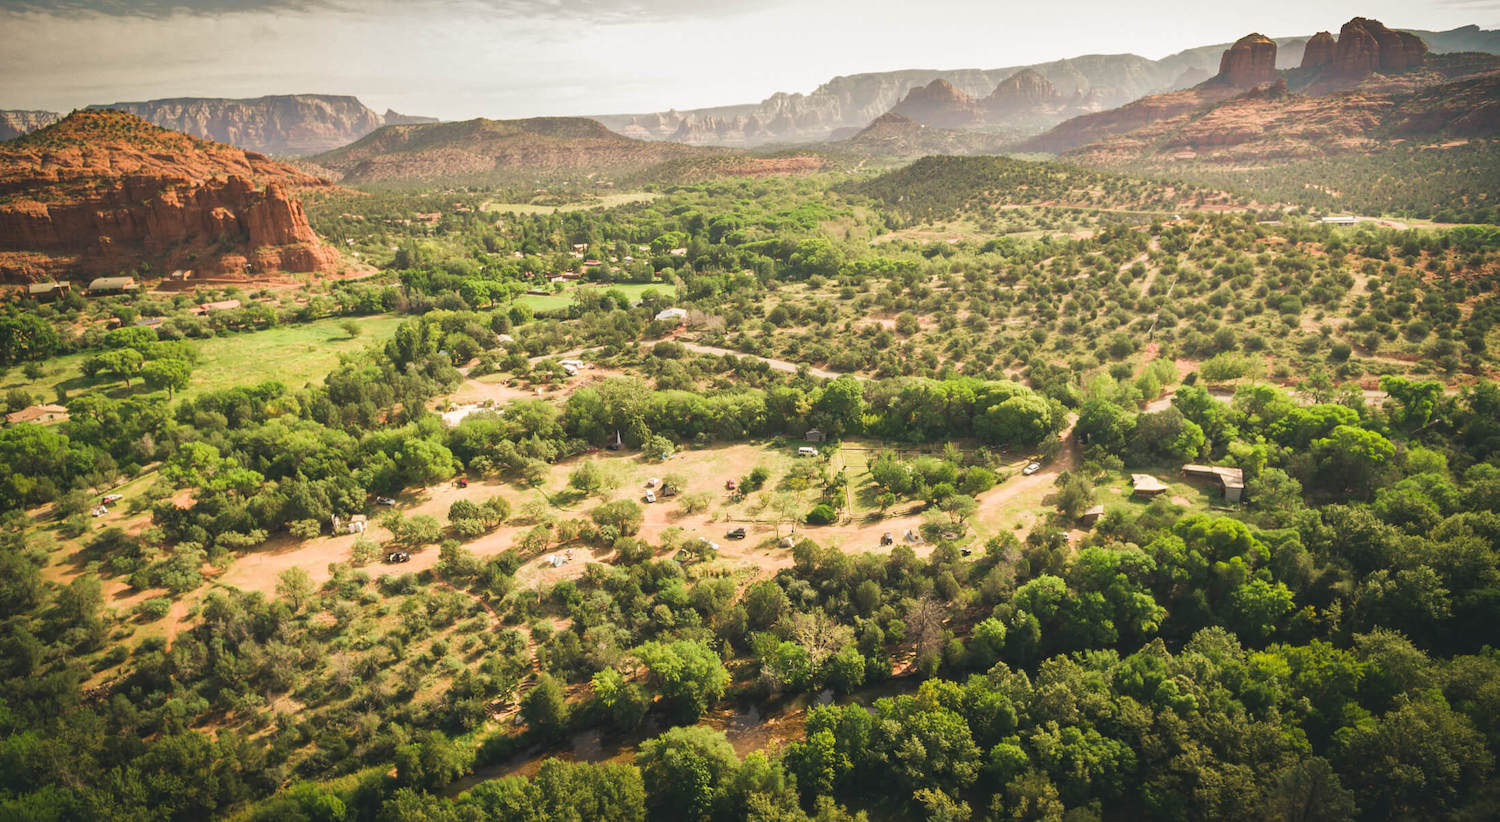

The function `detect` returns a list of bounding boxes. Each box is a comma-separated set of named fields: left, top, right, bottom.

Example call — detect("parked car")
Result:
left=376, top=496, right=397, bottom=506
left=91, top=505, right=109, bottom=517
left=1022, top=462, right=1042, bottom=476
left=725, top=479, right=738, bottom=491
left=645, top=477, right=660, bottom=487
left=384, top=551, right=410, bottom=563
left=456, top=478, right=468, bottom=488
left=726, top=527, right=747, bottom=540
left=644, top=490, right=657, bottom=503
left=100, top=493, right=124, bottom=504
left=880, top=532, right=894, bottom=546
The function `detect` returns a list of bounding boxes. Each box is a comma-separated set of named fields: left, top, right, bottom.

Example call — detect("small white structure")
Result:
left=654, top=307, right=688, bottom=324
left=331, top=514, right=368, bottom=534
left=797, top=446, right=818, bottom=457
left=1321, top=216, right=1359, bottom=225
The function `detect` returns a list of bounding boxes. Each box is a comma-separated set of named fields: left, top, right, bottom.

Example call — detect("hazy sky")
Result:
left=1, top=0, right=1497, bottom=119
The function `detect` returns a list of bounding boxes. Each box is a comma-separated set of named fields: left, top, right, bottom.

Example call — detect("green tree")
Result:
left=636, top=726, right=739, bottom=822
left=634, top=640, right=730, bottom=721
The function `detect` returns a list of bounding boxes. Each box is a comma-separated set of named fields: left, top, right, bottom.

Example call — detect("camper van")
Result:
left=796, top=446, right=818, bottom=457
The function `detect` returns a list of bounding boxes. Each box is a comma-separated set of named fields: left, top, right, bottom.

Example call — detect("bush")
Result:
left=288, top=519, right=322, bottom=540
left=805, top=504, right=838, bottom=525
left=136, top=597, right=171, bottom=621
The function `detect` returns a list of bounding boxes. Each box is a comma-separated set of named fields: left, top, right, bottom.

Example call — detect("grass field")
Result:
left=481, top=192, right=659, bottom=215
left=4, top=314, right=404, bottom=403
left=514, top=282, right=676, bottom=312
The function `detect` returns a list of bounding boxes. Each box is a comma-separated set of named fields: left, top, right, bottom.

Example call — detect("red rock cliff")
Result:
left=1217, top=34, right=1278, bottom=88
left=1301, top=32, right=1337, bottom=69
left=1332, top=18, right=1428, bottom=79
left=0, top=110, right=339, bottom=282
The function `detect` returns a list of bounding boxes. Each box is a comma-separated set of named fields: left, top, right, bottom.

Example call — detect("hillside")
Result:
left=307, top=116, right=712, bottom=185
left=1067, top=70, right=1500, bottom=168
left=0, top=110, right=340, bottom=281
left=845, top=153, right=1225, bottom=219
left=824, top=113, right=1018, bottom=158
left=80, top=94, right=436, bottom=155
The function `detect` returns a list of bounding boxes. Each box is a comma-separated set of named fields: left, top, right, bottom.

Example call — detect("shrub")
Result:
left=805, top=504, right=838, bottom=525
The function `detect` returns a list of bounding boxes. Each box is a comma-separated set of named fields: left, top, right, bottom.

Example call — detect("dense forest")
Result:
left=1, top=152, right=1499, bottom=821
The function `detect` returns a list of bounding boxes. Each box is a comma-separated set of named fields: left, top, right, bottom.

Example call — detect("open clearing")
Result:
left=481, top=192, right=659, bottom=215
left=3, top=313, right=404, bottom=401
left=514, top=282, right=676, bottom=312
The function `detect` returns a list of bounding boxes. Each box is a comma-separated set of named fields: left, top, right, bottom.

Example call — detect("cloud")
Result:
left=0, top=0, right=772, bottom=23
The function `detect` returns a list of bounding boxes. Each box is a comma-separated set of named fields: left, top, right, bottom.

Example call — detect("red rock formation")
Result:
left=0, top=110, right=339, bottom=282
left=984, top=69, right=1057, bottom=114
left=1217, top=34, right=1279, bottom=88
left=1302, top=32, right=1337, bottom=69
left=889, top=79, right=981, bottom=128
left=1332, top=18, right=1428, bottom=79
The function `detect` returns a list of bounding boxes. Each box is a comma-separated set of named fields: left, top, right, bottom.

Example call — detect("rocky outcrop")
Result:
left=0, top=110, right=339, bottom=282
left=890, top=79, right=982, bottom=128
left=0, top=110, right=62, bottom=141
left=1302, top=32, right=1337, bottom=69
left=984, top=69, right=1058, bottom=114
left=1332, top=18, right=1428, bottom=79
left=1216, top=34, right=1278, bottom=88
left=87, top=95, right=435, bottom=155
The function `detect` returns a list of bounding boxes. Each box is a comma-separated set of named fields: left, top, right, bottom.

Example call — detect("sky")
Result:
left=1, top=0, right=1497, bottom=119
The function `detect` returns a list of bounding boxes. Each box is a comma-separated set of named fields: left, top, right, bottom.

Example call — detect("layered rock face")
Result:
left=984, top=69, right=1058, bottom=113
left=890, top=80, right=982, bottom=128
left=0, top=110, right=339, bottom=282
left=1301, top=32, right=1337, bottom=69
left=1217, top=34, right=1279, bottom=87
left=87, top=95, right=436, bottom=155
left=1332, top=18, right=1428, bottom=78
left=0, top=110, right=62, bottom=140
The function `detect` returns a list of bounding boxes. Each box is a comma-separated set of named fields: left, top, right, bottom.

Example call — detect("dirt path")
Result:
left=675, top=341, right=850, bottom=380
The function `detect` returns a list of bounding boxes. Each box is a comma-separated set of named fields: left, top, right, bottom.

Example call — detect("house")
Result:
left=654, top=307, right=688, bottom=324
left=572, top=243, right=588, bottom=252
left=87, top=276, right=138, bottom=294
left=133, top=317, right=165, bottom=328
left=1131, top=474, right=1169, bottom=497
left=5, top=404, right=69, bottom=426
left=191, top=299, right=241, bottom=315
left=1081, top=504, right=1106, bottom=526
left=1182, top=464, right=1245, bottom=503
left=167, top=269, right=194, bottom=282
left=805, top=429, right=826, bottom=443
left=27, top=282, right=70, bottom=301
left=669, top=248, right=687, bottom=257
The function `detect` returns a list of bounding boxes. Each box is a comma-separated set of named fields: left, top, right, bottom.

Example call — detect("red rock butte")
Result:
left=0, top=109, right=340, bottom=283
left=1217, top=33, right=1279, bottom=88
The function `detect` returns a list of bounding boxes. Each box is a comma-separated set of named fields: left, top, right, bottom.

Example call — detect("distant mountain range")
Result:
left=1, top=94, right=434, bottom=155
left=590, top=24, right=1499, bottom=147
left=1026, top=18, right=1500, bottom=163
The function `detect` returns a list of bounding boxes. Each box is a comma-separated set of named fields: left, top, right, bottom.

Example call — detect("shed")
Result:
left=1081, top=504, right=1106, bottom=526
left=192, top=299, right=241, bottom=315
left=5, top=404, right=69, bottom=426
left=87, top=276, right=138, bottom=293
left=1182, top=464, right=1245, bottom=503
left=804, top=428, right=826, bottom=443
left=1130, top=474, right=1169, bottom=497
left=27, top=282, right=70, bottom=300
left=654, top=307, right=688, bottom=324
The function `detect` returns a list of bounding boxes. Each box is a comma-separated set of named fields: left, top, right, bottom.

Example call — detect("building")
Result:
left=805, top=428, right=826, bottom=443
left=87, top=276, right=138, bottom=294
left=5, top=404, right=69, bottom=426
left=1182, top=464, right=1245, bottom=503
left=1321, top=216, right=1359, bottom=225
left=654, top=307, right=688, bottom=324
left=191, top=299, right=241, bottom=315
left=27, top=282, right=70, bottom=301
left=133, top=317, right=165, bottom=328
left=1081, top=504, right=1106, bottom=526
left=1131, top=474, right=1169, bottom=497
left=330, top=514, right=368, bottom=534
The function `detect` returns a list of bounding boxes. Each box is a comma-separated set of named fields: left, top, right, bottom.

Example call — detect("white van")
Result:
left=797, top=446, right=818, bottom=457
